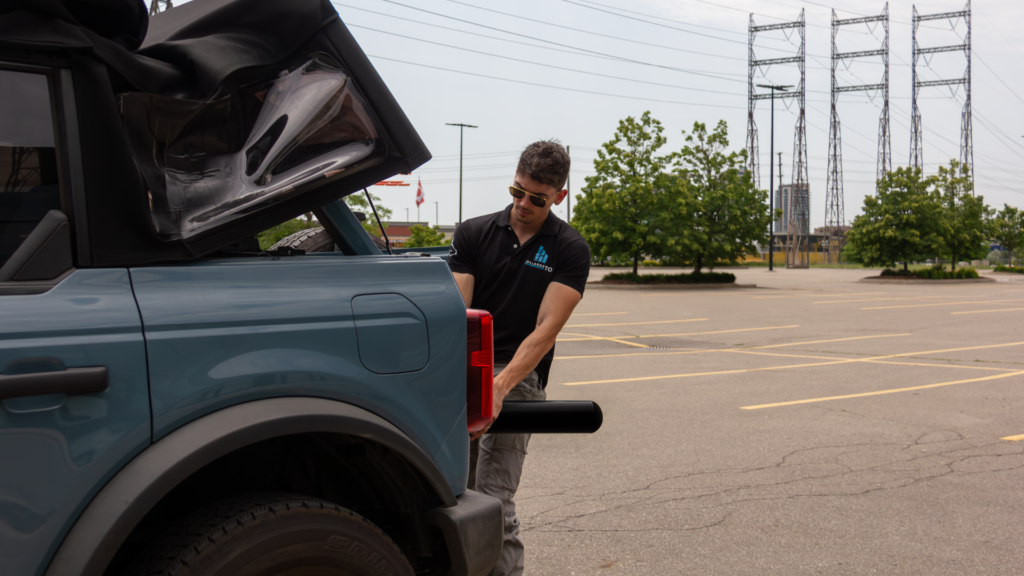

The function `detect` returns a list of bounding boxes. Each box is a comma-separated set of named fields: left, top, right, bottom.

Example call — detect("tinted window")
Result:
left=0, top=70, right=61, bottom=268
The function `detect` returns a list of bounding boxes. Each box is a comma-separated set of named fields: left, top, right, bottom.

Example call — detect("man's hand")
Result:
left=470, top=391, right=504, bottom=441
left=468, top=282, right=581, bottom=440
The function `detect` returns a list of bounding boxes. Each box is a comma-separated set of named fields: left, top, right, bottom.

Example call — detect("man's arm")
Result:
left=452, top=272, right=474, bottom=308
left=472, top=281, right=582, bottom=439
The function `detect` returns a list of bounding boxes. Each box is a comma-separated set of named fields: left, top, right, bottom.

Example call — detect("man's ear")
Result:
left=553, top=189, right=568, bottom=206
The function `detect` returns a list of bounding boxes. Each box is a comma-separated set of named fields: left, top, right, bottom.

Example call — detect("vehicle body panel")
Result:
left=129, top=255, right=469, bottom=486
left=0, top=269, right=149, bottom=576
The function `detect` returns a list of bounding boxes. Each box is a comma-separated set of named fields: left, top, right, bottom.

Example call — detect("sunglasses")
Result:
left=509, top=181, right=556, bottom=208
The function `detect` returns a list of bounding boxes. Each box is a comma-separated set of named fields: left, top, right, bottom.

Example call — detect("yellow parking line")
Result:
left=556, top=324, right=799, bottom=343
left=1001, top=434, right=1024, bottom=442
left=571, top=312, right=628, bottom=317
left=557, top=332, right=652, bottom=348
left=729, top=350, right=1022, bottom=373
left=863, top=299, right=1024, bottom=310
left=562, top=318, right=707, bottom=328
left=814, top=297, right=948, bottom=304
left=755, top=292, right=888, bottom=300
left=952, top=307, right=1024, bottom=315
left=754, top=333, right=910, bottom=348
left=741, top=371, right=1024, bottom=410
left=561, top=340, right=1024, bottom=385
left=555, top=331, right=897, bottom=358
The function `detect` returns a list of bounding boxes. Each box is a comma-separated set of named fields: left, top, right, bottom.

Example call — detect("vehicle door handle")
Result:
left=0, top=367, right=109, bottom=401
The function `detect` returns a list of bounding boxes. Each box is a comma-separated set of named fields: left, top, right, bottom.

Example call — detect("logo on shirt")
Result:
left=525, top=245, right=553, bottom=273
left=449, top=245, right=458, bottom=257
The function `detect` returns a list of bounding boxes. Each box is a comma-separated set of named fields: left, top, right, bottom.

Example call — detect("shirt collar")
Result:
left=494, top=204, right=562, bottom=236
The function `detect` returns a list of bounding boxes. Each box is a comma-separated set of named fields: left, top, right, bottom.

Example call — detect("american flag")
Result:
left=415, top=179, right=425, bottom=207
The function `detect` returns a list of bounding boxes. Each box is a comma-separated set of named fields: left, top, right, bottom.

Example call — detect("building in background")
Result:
left=381, top=221, right=428, bottom=247
left=381, top=222, right=457, bottom=247
left=774, top=182, right=810, bottom=235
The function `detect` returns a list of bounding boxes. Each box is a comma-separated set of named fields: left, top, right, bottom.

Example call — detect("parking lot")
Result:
left=520, top=268, right=1024, bottom=575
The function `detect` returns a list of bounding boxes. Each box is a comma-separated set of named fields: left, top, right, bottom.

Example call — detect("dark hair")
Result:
left=516, top=140, right=571, bottom=191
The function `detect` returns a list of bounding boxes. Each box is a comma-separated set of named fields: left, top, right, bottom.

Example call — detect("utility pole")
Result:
left=405, top=208, right=409, bottom=221
left=757, top=83, right=792, bottom=271
left=446, top=123, right=478, bottom=223
left=777, top=152, right=783, bottom=267
left=434, top=201, right=438, bottom=227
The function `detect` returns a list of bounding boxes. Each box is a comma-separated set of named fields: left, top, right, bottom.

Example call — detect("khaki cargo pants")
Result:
left=468, top=365, right=546, bottom=576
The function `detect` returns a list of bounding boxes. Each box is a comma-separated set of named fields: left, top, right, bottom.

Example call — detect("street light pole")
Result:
left=756, top=83, right=792, bottom=271
left=446, top=123, right=478, bottom=224
left=434, top=201, right=438, bottom=227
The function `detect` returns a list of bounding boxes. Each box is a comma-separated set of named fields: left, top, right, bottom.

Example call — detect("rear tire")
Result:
left=125, top=493, right=414, bottom=576
left=270, top=227, right=388, bottom=253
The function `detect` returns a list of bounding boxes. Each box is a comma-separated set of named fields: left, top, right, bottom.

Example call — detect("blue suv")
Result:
left=0, top=1, right=505, bottom=574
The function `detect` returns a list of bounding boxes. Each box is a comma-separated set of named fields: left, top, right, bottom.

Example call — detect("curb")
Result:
left=585, top=283, right=757, bottom=291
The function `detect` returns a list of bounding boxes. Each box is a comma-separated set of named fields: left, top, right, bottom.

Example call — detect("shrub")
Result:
left=602, top=271, right=735, bottom=284
left=880, top=266, right=979, bottom=280
left=993, top=265, right=1024, bottom=274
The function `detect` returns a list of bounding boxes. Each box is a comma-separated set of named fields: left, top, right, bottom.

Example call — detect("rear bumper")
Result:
left=426, top=489, right=503, bottom=576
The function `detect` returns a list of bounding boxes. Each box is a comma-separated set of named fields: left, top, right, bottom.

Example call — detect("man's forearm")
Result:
left=494, top=328, right=558, bottom=396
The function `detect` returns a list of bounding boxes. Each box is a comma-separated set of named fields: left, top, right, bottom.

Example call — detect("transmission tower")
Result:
left=825, top=4, right=890, bottom=263
left=747, top=9, right=809, bottom=268
left=910, top=1, right=972, bottom=182
left=746, top=15, right=760, bottom=190
left=150, top=0, right=172, bottom=15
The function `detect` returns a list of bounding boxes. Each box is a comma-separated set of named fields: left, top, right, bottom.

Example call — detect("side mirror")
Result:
left=0, top=210, right=73, bottom=282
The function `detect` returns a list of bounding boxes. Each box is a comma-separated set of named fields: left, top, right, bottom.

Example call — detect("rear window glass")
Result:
left=0, top=70, right=61, bottom=268
left=122, top=57, right=385, bottom=242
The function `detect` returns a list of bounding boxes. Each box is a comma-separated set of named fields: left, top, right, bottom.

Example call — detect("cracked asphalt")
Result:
left=518, top=267, right=1024, bottom=575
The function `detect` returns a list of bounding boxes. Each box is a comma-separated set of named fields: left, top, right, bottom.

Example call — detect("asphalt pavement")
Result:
left=518, top=267, right=1024, bottom=575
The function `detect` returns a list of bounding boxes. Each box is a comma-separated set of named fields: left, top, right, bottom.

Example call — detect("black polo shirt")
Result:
left=448, top=205, right=591, bottom=385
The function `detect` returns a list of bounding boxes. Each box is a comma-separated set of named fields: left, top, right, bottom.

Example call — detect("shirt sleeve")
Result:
left=447, top=222, right=477, bottom=275
left=551, top=237, right=591, bottom=296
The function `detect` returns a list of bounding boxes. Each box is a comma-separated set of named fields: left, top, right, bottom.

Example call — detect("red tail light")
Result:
left=466, top=309, right=494, bottom=434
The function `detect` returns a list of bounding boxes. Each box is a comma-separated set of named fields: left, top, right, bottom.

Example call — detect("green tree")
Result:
left=405, top=225, right=450, bottom=248
left=344, top=190, right=392, bottom=237
left=670, top=120, right=772, bottom=272
left=934, top=161, right=991, bottom=269
left=845, top=166, right=942, bottom=271
left=573, top=112, right=678, bottom=274
left=989, top=204, right=1023, bottom=266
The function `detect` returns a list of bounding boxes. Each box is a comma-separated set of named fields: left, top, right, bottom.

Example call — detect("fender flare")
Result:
left=44, top=397, right=457, bottom=576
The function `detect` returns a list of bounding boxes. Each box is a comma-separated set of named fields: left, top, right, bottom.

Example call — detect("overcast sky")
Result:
left=185, top=0, right=1024, bottom=228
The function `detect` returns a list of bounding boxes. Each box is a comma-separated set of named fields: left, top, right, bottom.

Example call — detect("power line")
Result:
left=974, top=51, right=1024, bottom=106
left=438, top=0, right=749, bottom=62
left=368, top=55, right=747, bottom=109
left=336, top=3, right=609, bottom=57
left=559, top=0, right=748, bottom=45
left=350, top=24, right=748, bottom=97
left=572, top=0, right=761, bottom=39
left=373, top=0, right=748, bottom=83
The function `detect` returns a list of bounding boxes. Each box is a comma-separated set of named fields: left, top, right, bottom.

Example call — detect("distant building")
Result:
left=381, top=222, right=456, bottom=247
left=813, top=225, right=850, bottom=236
left=382, top=221, right=428, bottom=247
left=775, top=182, right=810, bottom=235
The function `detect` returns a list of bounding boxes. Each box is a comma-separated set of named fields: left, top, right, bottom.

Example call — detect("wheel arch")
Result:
left=43, top=397, right=457, bottom=576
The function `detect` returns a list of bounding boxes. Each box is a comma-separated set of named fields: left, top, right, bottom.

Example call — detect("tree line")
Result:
left=573, top=112, right=774, bottom=275
left=844, top=162, right=1024, bottom=270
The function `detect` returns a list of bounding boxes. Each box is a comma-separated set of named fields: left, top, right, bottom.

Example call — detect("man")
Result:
left=448, top=140, right=591, bottom=576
